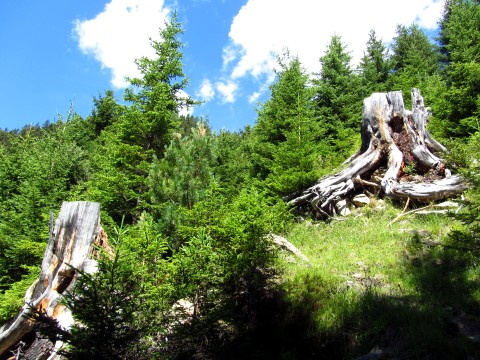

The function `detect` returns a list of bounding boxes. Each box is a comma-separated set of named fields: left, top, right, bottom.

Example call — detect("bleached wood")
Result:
left=288, top=89, right=467, bottom=217
left=268, top=233, right=310, bottom=263
left=389, top=200, right=461, bottom=225
left=0, top=201, right=104, bottom=358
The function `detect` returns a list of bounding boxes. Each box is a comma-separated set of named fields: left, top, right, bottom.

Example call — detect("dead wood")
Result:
left=388, top=201, right=460, bottom=226
left=268, top=233, right=310, bottom=263
left=0, top=201, right=107, bottom=359
left=287, top=89, right=468, bottom=218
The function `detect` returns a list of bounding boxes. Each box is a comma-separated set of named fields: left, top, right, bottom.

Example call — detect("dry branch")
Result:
left=268, top=233, right=310, bottom=263
left=388, top=201, right=460, bottom=226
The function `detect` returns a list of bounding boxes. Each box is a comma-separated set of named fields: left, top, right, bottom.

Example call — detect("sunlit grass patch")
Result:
left=274, top=199, right=480, bottom=358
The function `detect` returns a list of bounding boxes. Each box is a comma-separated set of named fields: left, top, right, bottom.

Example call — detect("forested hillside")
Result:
left=1, top=1, right=480, bottom=358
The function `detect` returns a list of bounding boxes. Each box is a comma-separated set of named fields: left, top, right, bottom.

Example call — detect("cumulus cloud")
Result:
left=248, top=91, right=261, bottom=104
left=177, top=89, right=194, bottom=117
left=216, top=81, right=238, bottom=103
left=225, top=0, right=445, bottom=83
left=197, top=79, right=215, bottom=102
left=222, top=45, right=238, bottom=69
left=74, top=0, right=170, bottom=88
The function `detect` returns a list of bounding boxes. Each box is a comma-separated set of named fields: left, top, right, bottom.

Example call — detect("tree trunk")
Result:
left=287, top=89, right=468, bottom=217
left=0, top=201, right=107, bottom=359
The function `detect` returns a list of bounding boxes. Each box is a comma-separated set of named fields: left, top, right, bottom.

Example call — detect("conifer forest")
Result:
left=1, top=1, right=480, bottom=359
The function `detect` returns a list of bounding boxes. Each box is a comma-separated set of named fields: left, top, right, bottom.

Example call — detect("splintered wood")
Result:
left=0, top=201, right=106, bottom=358
left=287, top=89, right=467, bottom=218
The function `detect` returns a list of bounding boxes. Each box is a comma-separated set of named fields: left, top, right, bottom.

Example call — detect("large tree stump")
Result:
left=287, top=89, right=468, bottom=217
left=0, top=201, right=107, bottom=359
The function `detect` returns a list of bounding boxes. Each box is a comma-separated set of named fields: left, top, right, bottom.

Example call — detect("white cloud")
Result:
left=225, top=0, right=445, bottom=82
left=197, top=79, right=215, bottom=102
left=216, top=81, right=238, bottom=103
left=74, top=0, right=170, bottom=88
left=417, top=0, right=445, bottom=29
left=222, top=45, right=238, bottom=69
left=177, top=89, right=194, bottom=117
left=248, top=91, right=261, bottom=104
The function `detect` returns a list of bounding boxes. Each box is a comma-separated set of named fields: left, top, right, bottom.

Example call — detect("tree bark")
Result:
left=287, top=89, right=468, bottom=217
left=0, top=201, right=107, bottom=359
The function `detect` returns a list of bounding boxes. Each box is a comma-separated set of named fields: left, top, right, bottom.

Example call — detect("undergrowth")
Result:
left=221, top=200, right=480, bottom=359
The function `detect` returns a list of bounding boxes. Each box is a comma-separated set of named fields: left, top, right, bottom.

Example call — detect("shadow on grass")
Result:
left=212, top=233, right=480, bottom=359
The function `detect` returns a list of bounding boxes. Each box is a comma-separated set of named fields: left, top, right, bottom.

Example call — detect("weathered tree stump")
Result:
left=0, top=201, right=107, bottom=359
left=287, top=89, right=468, bottom=217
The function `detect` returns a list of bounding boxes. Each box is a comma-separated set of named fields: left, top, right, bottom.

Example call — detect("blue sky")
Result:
left=0, top=0, right=445, bottom=132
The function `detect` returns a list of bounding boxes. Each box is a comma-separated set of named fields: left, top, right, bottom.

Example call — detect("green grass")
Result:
left=284, top=203, right=446, bottom=296
left=231, top=199, right=480, bottom=359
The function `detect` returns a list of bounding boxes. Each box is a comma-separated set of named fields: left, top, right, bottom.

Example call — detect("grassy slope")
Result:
left=226, top=199, right=480, bottom=359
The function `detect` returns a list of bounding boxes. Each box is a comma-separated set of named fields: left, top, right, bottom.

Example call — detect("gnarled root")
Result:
left=287, top=89, right=467, bottom=218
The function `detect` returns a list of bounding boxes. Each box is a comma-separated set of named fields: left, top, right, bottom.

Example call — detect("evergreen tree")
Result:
left=149, top=121, right=215, bottom=211
left=163, top=184, right=286, bottom=357
left=89, top=90, right=124, bottom=136
left=148, top=121, right=217, bottom=243
left=254, top=53, right=326, bottom=195
left=0, top=119, right=86, bottom=291
left=358, top=29, right=392, bottom=94
left=390, top=24, right=439, bottom=75
left=32, top=226, right=153, bottom=359
left=313, top=35, right=362, bottom=155
left=437, top=0, right=480, bottom=137
left=213, top=129, right=253, bottom=199
left=438, top=0, right=480, bottom=66
left=178, top=114, right=202, bottom=138
left=122, top=12, right=198, bottom=156
left=75, top=13, right=197, bottom=225
left=74, top=130, right=150, bottom=226
left=443, top=131, right=480, bottom=267
left=387, top=23, right=442, bottom=108
left=0, top=118, right=89, bottom=320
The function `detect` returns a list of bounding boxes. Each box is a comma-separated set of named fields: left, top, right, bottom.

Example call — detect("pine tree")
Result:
left=149, top=121, right=216, bottom=211
left=358, top=29, right=392, bottom=95
left=148, top=121, right=217, bottom=243
left=313, top=35, right=362, bottom=155
left=254, top=53, right=326, bottom=195
left=387, top=23, right=441, bottom=108
left=122, top=12, right=198, bottom=156
left=437, top=0, right=480, bottom=137
left=75, top=13, right=198, bottom=225
left=89, top=90, right=124, bottom=136
left=214, top=129, right=253, bottom=199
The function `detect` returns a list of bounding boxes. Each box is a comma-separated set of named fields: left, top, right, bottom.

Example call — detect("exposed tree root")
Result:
left=287, top=89, right=468, bottom=218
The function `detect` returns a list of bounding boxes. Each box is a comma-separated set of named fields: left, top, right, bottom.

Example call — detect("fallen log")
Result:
left=287, top=89, right=468, bottom=217
left=0, top=201, right=107, bottom=359
left=268, top=233, right=310, bottom=264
